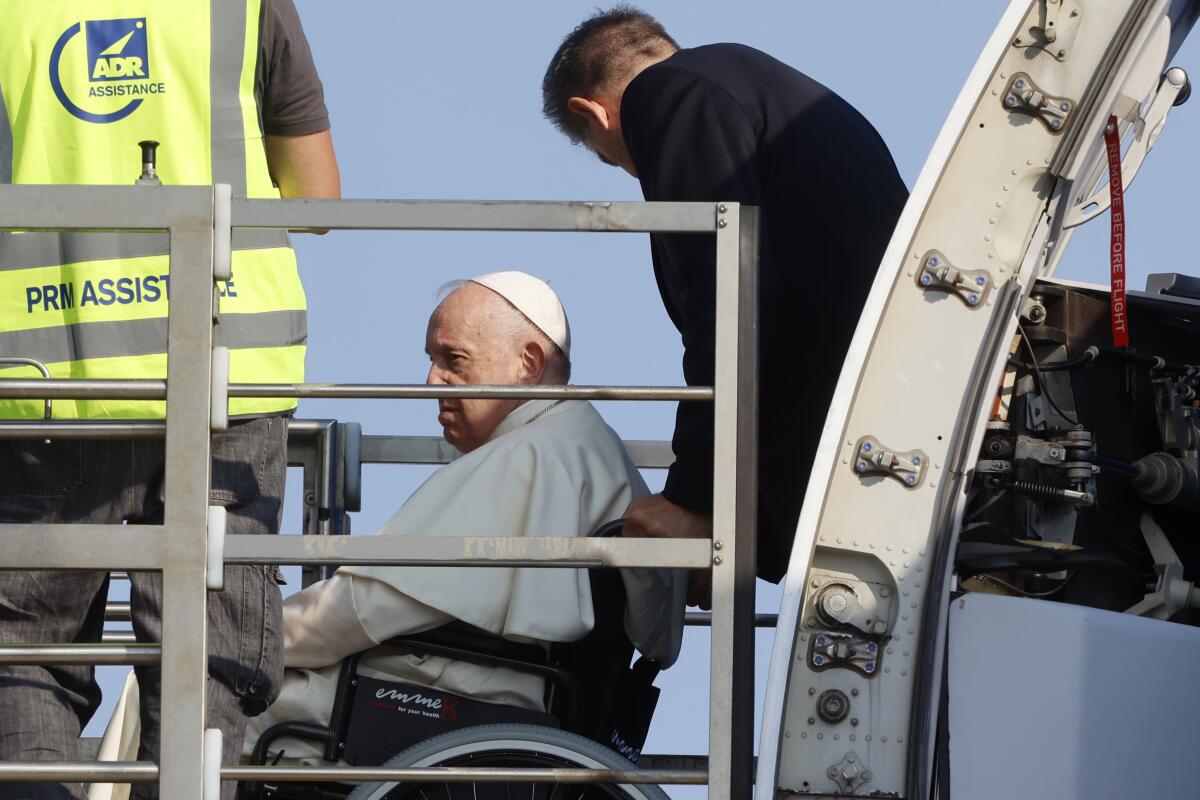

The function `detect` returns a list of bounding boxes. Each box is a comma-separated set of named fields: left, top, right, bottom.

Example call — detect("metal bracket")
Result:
left=827, top=751, right=872, bottom=795
left=203, top=728, right=223, bottom=800
left=852, top=435, right=928, bottom=488
left=807, top=572, right=894, bottom=636
left=210, top=345, right=230, bottom=432
left=1002, top=72, right=1075, bottom=132
left=1126, top=512, right=1199, bottom=619
left=917, top=250, right=992, bottom=306
left=206, top=506, right=227, bottom=591
left=0, top=358, right=52, bottom=419
left=809, top=631, right=880, bottom=677
left=1063, top=68, right=1189, bottom=228
left=1013, top=0, right=1081, bottom=60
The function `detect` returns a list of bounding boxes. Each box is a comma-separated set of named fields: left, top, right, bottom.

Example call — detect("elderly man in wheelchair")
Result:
left=239, top=272, right=687, bottom=800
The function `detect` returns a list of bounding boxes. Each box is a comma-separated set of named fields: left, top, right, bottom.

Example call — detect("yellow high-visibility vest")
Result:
left=0, top=0, right=306, bottom=418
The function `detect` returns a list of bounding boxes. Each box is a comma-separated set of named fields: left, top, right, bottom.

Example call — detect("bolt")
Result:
left=856, top=459, right=869, bottom=472
left=867, top=643, right=878, bottom=653
left=815, top=635, right=828, bottom=647
left=976, top=276, right=987, bottom=286
left=905, top=474, right=918, bottom=486
left=813, top=655, right=826, bottom=666
left=919, top=273, right=933, bottom=286
left=808, top=687, right=816, bottom=695
left=808, top=717, right=816, bottom=725
left=912, top=455, right=922, bottom=465
left=304, top=491, right=317, bottom=505
left=850, top=718, right=859, bottom=726
left=1057, top=49, right=1066, bottom=58
left=862, top=770, right=873, bottom=782
left=713, top=540, right=723, bottom=550
left=1050, top=118, right=1063, bottom=129
left=928, top=255, right=940, bottom=267
left=847, top=754, right=856, bottom=764
left=879, top=587, right=890, bottom=598
left=864, top=661, right=875, bottom=672
left=1059, top=101, right=1071, bottom=111
left=713, top=555, right=723, bottom=566
left=861, top=441, right=873, bottom=452
left=718, top=203, right=728, bottom=213
left=717, top=219, right=728, bottom=228
left=851, top=688, right=859, bottom=696
left=1005, top=95, right=1019, bottom=107
left=968, top=294, right=980, bottom=304
left=1015, top=78, right=1026, bottom=90
left=873, top=621, right=888, bottom=635
left=828, top=767, right=838, bottom=778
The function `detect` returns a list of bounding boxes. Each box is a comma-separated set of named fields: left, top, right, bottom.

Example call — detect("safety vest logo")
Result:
left=50, top=18, right=166, bottom=124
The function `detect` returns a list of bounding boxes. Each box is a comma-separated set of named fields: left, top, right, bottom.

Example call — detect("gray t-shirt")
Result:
left=255, top=0, right=330, bottom=136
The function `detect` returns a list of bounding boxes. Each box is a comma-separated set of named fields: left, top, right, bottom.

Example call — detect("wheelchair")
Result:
left=240, top=522, right=670, bottom=800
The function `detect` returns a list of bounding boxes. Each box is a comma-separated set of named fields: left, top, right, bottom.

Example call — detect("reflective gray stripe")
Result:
left=212, top=0, right=249, bottom=196
left=0, top=310, right=306, bottom=365
left=0, top=229, right=290, bottom=271
left=0, top=78, right=12, bottom=184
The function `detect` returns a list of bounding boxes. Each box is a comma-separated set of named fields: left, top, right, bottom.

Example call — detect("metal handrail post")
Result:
left=708, top=203, right=760, bottom=799
left=156, top=187, right=220, bottom=797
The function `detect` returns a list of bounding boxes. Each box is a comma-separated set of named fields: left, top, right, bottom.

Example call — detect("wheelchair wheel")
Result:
left=344, top=723, right=670, bottom=800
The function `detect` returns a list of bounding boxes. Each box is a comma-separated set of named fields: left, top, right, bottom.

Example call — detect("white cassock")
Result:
left=242, top=398, right=687, bottom=765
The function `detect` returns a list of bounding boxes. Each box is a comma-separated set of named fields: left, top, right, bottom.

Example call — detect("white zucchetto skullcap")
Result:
left=469, top=271, right=571, bottom=357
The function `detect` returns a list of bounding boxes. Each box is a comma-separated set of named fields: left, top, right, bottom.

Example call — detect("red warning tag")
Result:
left=1104, top=115, right=1130, bottom=348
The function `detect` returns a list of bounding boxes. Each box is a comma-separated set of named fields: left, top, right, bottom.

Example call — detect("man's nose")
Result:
left=426, top=365, right=444, bottom=385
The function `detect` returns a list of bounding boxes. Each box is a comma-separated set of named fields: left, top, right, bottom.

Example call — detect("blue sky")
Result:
left=92, top=2, right=1200, bottom=795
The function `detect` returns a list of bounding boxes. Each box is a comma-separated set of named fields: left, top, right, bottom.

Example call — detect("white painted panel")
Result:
left=948, top=593, right=1200, bottom=799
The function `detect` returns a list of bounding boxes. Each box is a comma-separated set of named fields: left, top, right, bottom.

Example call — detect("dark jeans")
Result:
left=0, top=416, right=288, bottom=800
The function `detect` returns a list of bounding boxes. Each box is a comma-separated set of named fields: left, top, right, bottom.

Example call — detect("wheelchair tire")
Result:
left=344, top=722, right=671, bottom=800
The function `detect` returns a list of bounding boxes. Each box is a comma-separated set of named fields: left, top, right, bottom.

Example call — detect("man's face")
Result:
left=568, top=95, right=639, bottom=178
left=584, top=126, right=637, bottom=177
left=425, top=284, right=526, bottom=453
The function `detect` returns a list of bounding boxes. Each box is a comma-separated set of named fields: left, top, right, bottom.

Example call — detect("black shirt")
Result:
left=621, top=43, right=908, bottom=582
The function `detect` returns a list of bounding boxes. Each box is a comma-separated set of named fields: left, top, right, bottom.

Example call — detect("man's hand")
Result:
left=621, top=493, right=714, bottom=608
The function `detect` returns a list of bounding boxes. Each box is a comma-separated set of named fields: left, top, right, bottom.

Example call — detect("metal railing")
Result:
left=0, top=187, right=759, bottom=798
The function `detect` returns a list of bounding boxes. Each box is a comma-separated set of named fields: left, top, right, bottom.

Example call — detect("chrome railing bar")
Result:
left=0, top=762, right=706, bottom=786
left=686, top=612, right=777, bottom=627
left=0, top=644, right=159, bottom=665
left=225, top=765, right=707, bottom=785
left=223, top=534, right=711, bottom=570
left=230, top=197, right=719, bottom=234
left=0, top=762, right=158, bottom=783
left=101, top=632, right=137, bottom=644
left=106, top=602, right=131, bottom=622
left=0, top=381, right=712, bottom=402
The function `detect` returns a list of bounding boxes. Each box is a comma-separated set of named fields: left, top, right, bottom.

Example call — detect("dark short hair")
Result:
left=542, top=5, right=678, bottom=143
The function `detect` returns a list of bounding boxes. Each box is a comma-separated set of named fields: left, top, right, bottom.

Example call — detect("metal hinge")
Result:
left=1062, top=68, right=1190, bottom=228
left=917, top=250, right=992, bottom=307
left=1002, top=72, right=1075, bottom=132
left=1013, top=0, right=1081, bottom=61
left=852, top=435, right=928, bottom=488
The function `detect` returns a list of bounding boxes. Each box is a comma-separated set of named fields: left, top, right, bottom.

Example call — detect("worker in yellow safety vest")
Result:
left=0, top=2, right=340, bottom=798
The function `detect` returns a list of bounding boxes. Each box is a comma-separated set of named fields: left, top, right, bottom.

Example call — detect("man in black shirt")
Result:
left=543, top=6, right=907, bottom=601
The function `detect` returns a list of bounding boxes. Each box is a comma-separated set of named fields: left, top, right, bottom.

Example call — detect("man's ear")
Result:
left=567, top=96, right=612, bottom=132
left=519, top=340, right=549, bottom=383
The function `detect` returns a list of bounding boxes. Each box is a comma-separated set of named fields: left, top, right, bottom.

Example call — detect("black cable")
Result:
left=1087, top=453, right=1139, bottom=476
left=1007, top=345, right=1099, bottom=373
left=1017, top=325, right=1081, bottom=426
